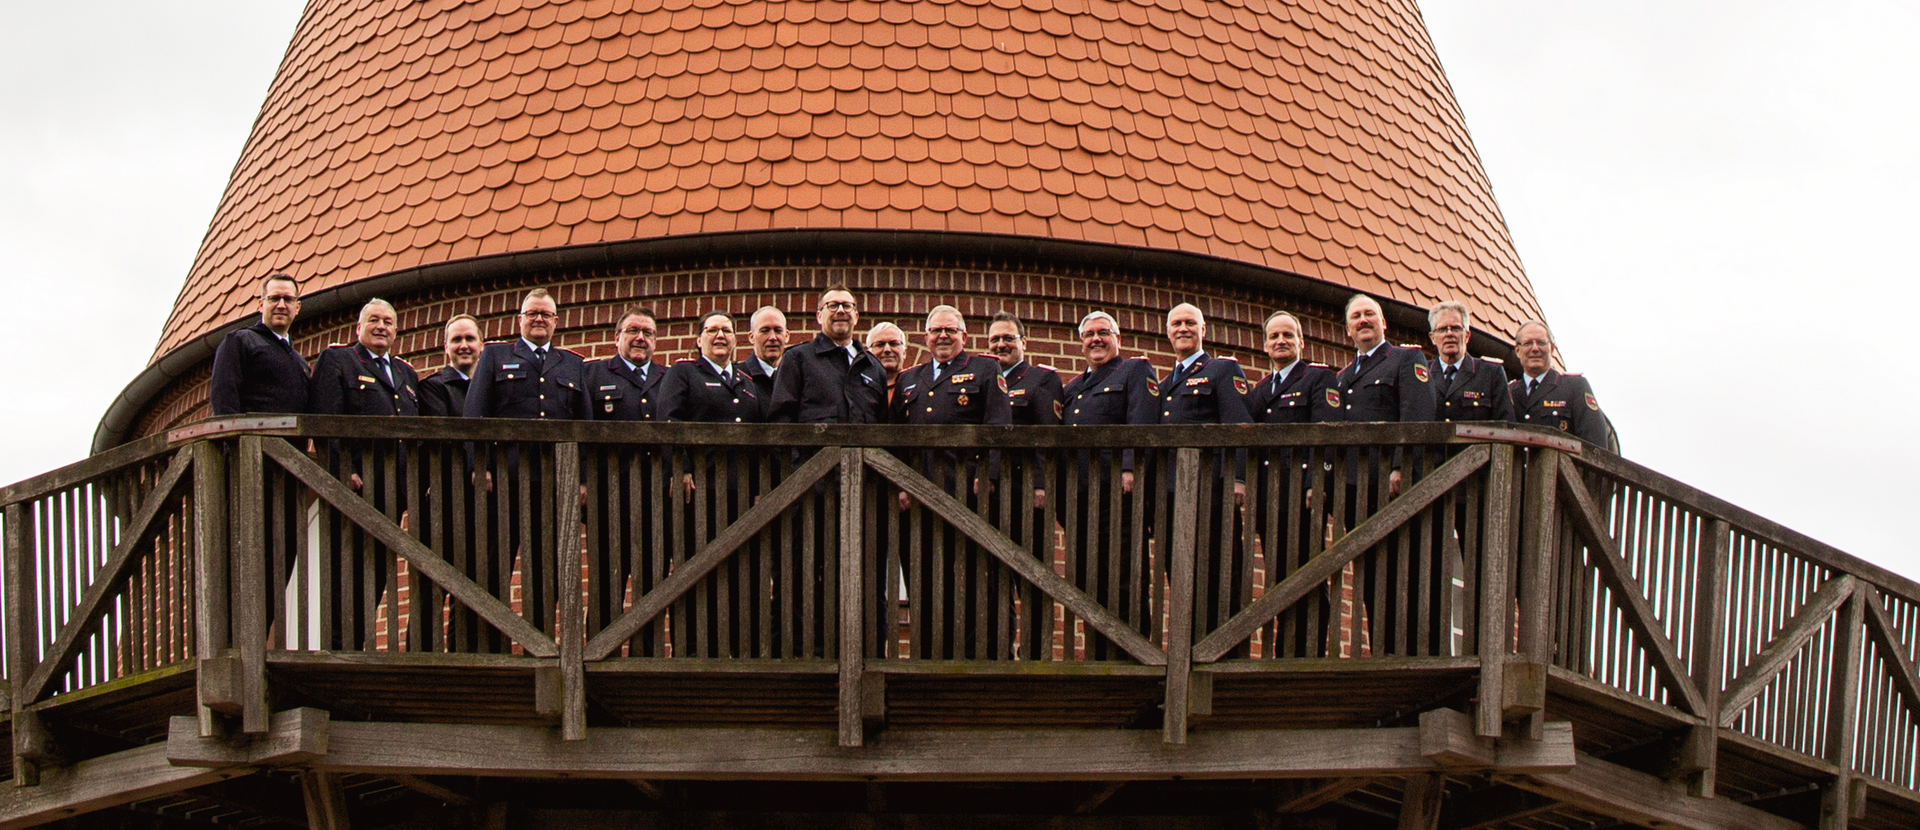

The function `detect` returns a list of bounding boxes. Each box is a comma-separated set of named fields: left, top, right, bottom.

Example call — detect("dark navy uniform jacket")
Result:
left=584, top=357, right=665, bottom=422
left=769, top=333, right=888, bottom=424
left=1334, top=344, right=1436, bottom=423
left=209, top=321, right=310, bottom=416
left=1246, top=361, right=1339, bottom=424
left=307, top=344, right=420, bottom=417
left=657, top=358, right=764, bottom=423
left=1511, top=370, right=1608, bottom=447
left=1155, top=353, right=1252, bottom=425
left=1062, top=358, right=1159, bottom=427
left=1002, top=361, right=1065, bottom=426
left=890, top=353, right=1012, bottom=426
left=419, top=367, right=469, bottom=418
left=738, top=356, right=779, bottom=402
left=1428, top=355, right=1514, bottom=423
left=463, top=340, right=590, bottom=420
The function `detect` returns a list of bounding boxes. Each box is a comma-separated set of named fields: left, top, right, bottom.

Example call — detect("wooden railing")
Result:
left=1, top=416, right=1916, bottom=808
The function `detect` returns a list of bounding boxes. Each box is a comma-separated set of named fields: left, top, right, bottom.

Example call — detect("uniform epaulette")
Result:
left=1308, top=362, right=1330, bottom=368
left=1563, top=372, right=1582, bottom=377
left=1400, top=343, right=1422, bottom=349
left=1035, top=364, right=1059, bottom=373
left=674, top=357, right=697, bottom=363
left=560, top=347, right=583, bottom=357
left=326, top=342, right=350, bottom=349
left=1216, top=355, right=1238, bottom=362
left=392, top=356, right=414, bottom=368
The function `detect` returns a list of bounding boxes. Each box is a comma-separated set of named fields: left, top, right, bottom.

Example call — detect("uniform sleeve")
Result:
left=655, top=365, right=692, bottom=422
left=1487, top=364, right=1516, bottom=423
left=463, top=348, right=496, bottom=419
left=1397, top=350, right=1437, bottom=422
left=1309, top=369, right=1341, bottom=423
left=208, top=333, right=246, bottom=416
left=1573, top=378, right=1609, bottom=447
left=1125, top=361, right=1161, bottom=426
left=983, top=360, right=1013, bottom=425
left=768, top=354, right=802, bottom=423
left=419, top=376, right=450, bottom=417
left=886, top=367, right=910, bottom=425
left=568, top=358, right=593, bottom=421
left=1217, top=362, right=1253, bottom=424
left=1035, top=371, right=1065, bottom=426
left=305, top=350, right=346, bottom=415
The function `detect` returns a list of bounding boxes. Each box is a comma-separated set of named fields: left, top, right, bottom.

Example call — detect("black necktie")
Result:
left=375, top=355, right=391, bottom=385
left=1444, top=365, right=1457, bottom=387
left=1352, top=353, right=1366, bottom=381
left=1526, top=378, right=1537, bottom=397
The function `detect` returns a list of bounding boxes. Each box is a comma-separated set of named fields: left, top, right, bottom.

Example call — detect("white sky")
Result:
left=2, top=2, right=1915, bottom=579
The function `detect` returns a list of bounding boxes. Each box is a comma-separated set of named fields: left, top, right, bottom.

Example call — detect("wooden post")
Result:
left=1514, top=448, right=1559, bottom=739
left=7, top=501, right=40, bottom=786
left=192, top=441, right=231, bottom=739
left=1396, top=773, right=1445, bottom=830
left=232, top=436, right=269, bottom=734
left=1476, top=445, right=1516, bottom=738
left=1820, top=587, right=1864, bottom=830
left=1163, top=447, right=1201, bottom=744
left=1684, top=518, right=1729, bottom=797
left=301, top=770, right=352, bottom=830
left=554, top=443, right=585, bottom=741
left=838, top=448, right=866, bottom=748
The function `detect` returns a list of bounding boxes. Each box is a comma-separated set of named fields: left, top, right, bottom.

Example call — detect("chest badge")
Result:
left=1412, top=364, right=1430, bottom=383
left=605, top=403, right=615, bottom=413
left=957, top=394, right=970, bottom=406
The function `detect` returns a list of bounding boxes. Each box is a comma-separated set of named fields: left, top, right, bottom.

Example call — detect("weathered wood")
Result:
left=1821, top=590, right=1865, bottom=830
left=1195, top=445, right=1491, bottom=663
left=5, top=501, right=37, bottom=785
left=0, top=742, right=251, bottom=829
left=863, top=450, right=1165, bottom=667
left=1073, top=781, right=1127, bottom=814
left=193, top=441, right=231, bottom=738
left=259, top=438, right=557, bottom=657
left=233, top=437, right=269, bottom=732
left=0, top=433, right=171, bottom=507
left=1396, top=773, right=1444, bottom=830
left=1272, top=777, right=1373, bottom=813
left=1686, top=518, right=1729, bottom=796
left=1415, top=708, right=1573, bottom=773
left=197, top=653, right=242, bottom=716
left=1163, top=447, right=1200, bottom=744
left=838, top=448, right=866, bottom=748
left=385, top=774, right=472, bottom=806
left=585, top=447, right=839, bottom=659
left=304, top=723, right=1565, bottom=780
left=164, top=708, right=329, bottom=768
left=554, top=443, right=585, bottom=741
left=301, top=770, right=352, bottom=830
left=1860, top=587, right=1920, bottom=720
left=1719, top=574, right=1857, bottom=726
left=1476, top=444, right=1516, bottom=737
left=1503, top=750, right=1806, bottom=830
left=1556, top=455, right=1709, bottom=718
left=19, top=448, right=193, bottom=706
left=1503, top=660, right=1546, bottom=720
left=1515, top=449, right=1558, bottom=678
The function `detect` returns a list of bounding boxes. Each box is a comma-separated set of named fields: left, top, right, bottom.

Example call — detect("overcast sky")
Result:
left=2, top=2, right=1915, bottom=579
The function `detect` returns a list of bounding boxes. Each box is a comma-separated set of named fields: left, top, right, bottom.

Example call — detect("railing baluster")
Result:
left=837, top=447, right=864, bottom=747
left=192, top=441, right=229, bottom=737
left=1162, top=447, right=1199, bottom=745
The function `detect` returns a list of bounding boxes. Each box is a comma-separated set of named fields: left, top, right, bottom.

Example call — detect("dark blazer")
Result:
left=890, top=353, right=1013, bottom=425
left=209, top=321, right=310, bottom=416
left=768, top=333, right=888, bottom=424
left=418, top=367, right=470, bottom=418
left=1429, top=354, right=1514, bottom=423
left=463, top=340, right=590, bottom=420
left=1154, top=353, right=1252, bottom=425
left=737, top=356, right=779, bottom=402
left=306, top=344, right=420, bottom=417
left=1061, top=357, right=1159, bottom=426
left=584, top=357, right=665, bottom=422
left=657, top=358, right=764, bottom=423
left=1003, top=361, right=1065, bottom=426
left=1334, top=344, right=1437, bottom=423
left=1511, top=370, right=1609, bottom=447
left=1246, top=361, right=1339, bottom=424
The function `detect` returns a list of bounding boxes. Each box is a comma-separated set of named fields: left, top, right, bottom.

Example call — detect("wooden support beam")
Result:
left=554, top=443, right=585, bottom=742
left=164, top=708, right=330, bottom=768
left=0, top=743, right=251, bottom=829
left=1720, top=574, right=1856, bottom=726
left=1686, top=518, right=1730, bottom=796
left=1074, top=781, right=1127, bottom=814
left=1514, top=450, right=1558, bottom=671
left=1502, top=659, right=1546, bottom=721
left=301, top=770, right=352, bottom=830
left=1195, top=445, right=1491, bottom=662
left=384, top=774, right=472, bottom=806
left=1557, top=457, right=1709, bottom=718
left=193, top=440, right=232, bottom=739
left=293, top=723, right=1572, bottom=781
left=234, top=437, right=269, bottom=733
left=3, top=501, right=34, bottom=787
left=1821, top=590, right=1866, bottom=830
left=1416, top=709, right=1572, bottom=773
left=624, top=778, right=670, bottom=806
left=838, top=448, right=866, bottom=748
left=1860, top=587, right=1920, bottom=720
left=1163, top=447, right=1200, bottom=744
left=1501, top=750, right=1805, bottom=830
left=1396, top=773, right=1444, bottom=830
left=1476, top=444, right=1517, bottom=738
left=1272, top=777, right=1372, bottom=813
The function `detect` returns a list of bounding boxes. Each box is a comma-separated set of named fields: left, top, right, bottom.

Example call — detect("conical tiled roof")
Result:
left=155, top=0, right=1541, bottom=359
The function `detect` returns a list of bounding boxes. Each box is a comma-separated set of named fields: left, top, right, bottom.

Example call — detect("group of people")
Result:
left=211, top=273, right=1608, bottom=447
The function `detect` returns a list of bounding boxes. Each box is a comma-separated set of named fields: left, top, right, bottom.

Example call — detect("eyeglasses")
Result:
left=868, top=339, right=904, bottom=349
left=820, top=301, right=856, bottom=311
left=987, top=334, right=1020, bottom=345
left=1080, top=328, right=1118, bottom=339
left=264, top=295, right=299, bottom=306
left=700, top=326, right=734, bottom=336
left=1432, top=325, right=1465, bottom=335
left=926, top=326, right=963, bottom=336
left=522, top=310, right=557, bottom=320
left=1517, top=339, right=1551, bottom=349
left=619, top=326, right=656, bottom=337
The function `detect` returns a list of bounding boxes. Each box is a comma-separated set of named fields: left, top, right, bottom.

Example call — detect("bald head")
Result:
left=1166, top=303, right=1206, bottom=360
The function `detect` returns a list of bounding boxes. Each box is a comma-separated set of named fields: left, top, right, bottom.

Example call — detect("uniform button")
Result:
left=732, top=399, right=739, bottom=404
left=540, top=378, right=546, bottom=383
left=1077, top=394, right=1084, bottom=399
left=1073, top=408, right=1081, bottom=414
left=733, top=418, right=742, bottom=423
left=926, top=407, right=933, bottom=413
left=1163, top=411, right=1171, bottom=417
left=539, top=394, right=546, bottom=400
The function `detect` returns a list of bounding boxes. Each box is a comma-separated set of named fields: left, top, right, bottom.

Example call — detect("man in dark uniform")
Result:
left=1246, top=310, right=1338, bottom=425
left=1059, top=311, right=1160, bottom=657
left=585, top=308, right=665, bottom=422
left=891, top=306, right=1012, bottom=659
left=737, top=305, right=787, bottom=401
left=988, top=311, right=1065, bottom=427
left=305, top=298, right=420, bottom=647
left=463, top=289, right=590, bottom=647
left=1510, top=320, right=1609, bottom=447
left=1244, top=310, right=1340, bottom=658
left=1154, top=303, right=1252, bottom=643
left=768, top=286, right=889, bottom=424
left=419, top=314, right=480, bottom=417
left=865, top=322, right=910, bottom=407
left=1427, top=301, right=1513, bottom=424
left=209, top=273, right=309, bottom=415
left=657, top=311, right=767, bottom=658
left=1337, top=294, right=1439, bottom=657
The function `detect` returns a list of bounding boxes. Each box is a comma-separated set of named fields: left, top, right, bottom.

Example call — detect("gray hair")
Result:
left=1427, top=301, right=1471, bottom=332
left=924, top=304, right=965, bottom=331
left=359, top=298, right=396, bottom=322
left=865, top=321, right=905, bottom=345
left=1078, top=310, right=1119, bottom=335
left=1263, top=310, right=1303, bottom=332
left=1344, top=294, right=1381, bottom=317
left=1516, top=319, right=1553, bottom=344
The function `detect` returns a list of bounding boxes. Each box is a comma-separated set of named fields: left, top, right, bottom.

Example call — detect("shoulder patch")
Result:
left=1325, top=388, right=1340, bottom=408
left=997, top=374, right=1009, bottom=394
left=1412, top=364, right=1430, bottom=383
left=1232, top=376, right=1249, bottom=395
left=1585, top=392, right=1599, bottom=411
left=1053, top=399, right=1064, bottom=418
